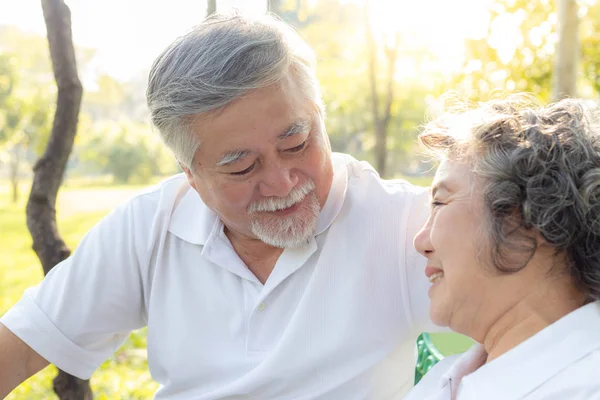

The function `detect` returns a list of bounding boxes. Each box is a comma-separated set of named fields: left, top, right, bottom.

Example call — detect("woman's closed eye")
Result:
left=430, top=200, right=445, bottom=209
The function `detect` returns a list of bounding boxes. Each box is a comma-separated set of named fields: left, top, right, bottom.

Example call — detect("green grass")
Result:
left=0, top=181, right=158, bottom=399
left=430, top=333, right=474, bottom=356
left=0, top=176, right=467, bottom=398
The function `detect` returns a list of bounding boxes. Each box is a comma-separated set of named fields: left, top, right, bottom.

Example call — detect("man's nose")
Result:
left=258, top=160, right=299, bottom=198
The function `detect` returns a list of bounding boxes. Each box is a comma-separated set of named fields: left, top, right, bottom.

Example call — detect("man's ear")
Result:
left=179, top=162, right=197, bottom=191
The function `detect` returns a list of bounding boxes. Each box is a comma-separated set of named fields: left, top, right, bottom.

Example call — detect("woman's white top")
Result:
left=404, top=301, right=600, bottom=400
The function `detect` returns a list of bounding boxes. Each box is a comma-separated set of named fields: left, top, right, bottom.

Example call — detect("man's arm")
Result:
left=0, top=322, right=48, bottom=398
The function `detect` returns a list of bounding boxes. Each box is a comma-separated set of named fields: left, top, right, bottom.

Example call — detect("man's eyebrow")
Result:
left=278, top=119, right=312, bottom=140
left=215, top=149, right=252, bottom=167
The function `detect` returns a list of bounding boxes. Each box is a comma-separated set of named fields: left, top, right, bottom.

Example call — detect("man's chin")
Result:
left=249, top=193, right=321, bottom=248
left=252, top=225, right=316, bottom=248
left=250, top=218, right=317, bottom=249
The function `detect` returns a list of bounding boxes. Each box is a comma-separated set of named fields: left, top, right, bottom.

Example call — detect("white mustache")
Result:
left=248, top=181, right=316, bottom=213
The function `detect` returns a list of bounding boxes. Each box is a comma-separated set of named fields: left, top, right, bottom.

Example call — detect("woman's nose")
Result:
left=413, top=218, right=434, bottom=256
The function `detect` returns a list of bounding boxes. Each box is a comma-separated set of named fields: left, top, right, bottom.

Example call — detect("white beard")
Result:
left=248, top=180, right=321, bottom=248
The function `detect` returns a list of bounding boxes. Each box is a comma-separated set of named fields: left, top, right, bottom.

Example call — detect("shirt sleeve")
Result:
left=403, top=186, right=448, bottom=334
left=0, top=199, right=149, bottom=379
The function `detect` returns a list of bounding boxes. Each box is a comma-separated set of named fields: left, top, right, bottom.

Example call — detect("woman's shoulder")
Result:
left=421, top=352, right=463, bottom=381
left=402, top=353, right=463, bottom=399
left=403, top=343, right=487, bottom=400
left=527, top=347, right=600, bottom=399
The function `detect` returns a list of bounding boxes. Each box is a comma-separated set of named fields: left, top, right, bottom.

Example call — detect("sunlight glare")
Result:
left=363, top=0, right=493, bottom=79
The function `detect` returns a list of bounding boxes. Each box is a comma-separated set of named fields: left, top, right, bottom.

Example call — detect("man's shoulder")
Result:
left=104, top=174, right=192, bottom=228
left=132, top=173, right=188, bottom=198
left=125, top=174, right=189, bottom=209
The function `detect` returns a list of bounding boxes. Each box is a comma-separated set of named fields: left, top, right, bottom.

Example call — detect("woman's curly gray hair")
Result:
left=420, top=94, right=600, bottom=301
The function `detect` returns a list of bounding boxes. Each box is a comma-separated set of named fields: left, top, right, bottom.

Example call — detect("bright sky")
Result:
left=1, top=0, right=494, bottom=82
left=1, top=0, right=267, bottom=80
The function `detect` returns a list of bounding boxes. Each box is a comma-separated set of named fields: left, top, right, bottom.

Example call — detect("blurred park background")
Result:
left=0, top=0, right=597, bottom=398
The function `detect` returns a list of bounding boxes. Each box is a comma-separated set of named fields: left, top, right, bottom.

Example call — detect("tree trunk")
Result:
left=9, top=143, right=21, bottom=204
left=365, top=0, right=381, bottom=174
left=206, top=0, right=217, bottom=16
left=268, top=0, right=283, bottom=16
left=27, top=0, right=88, bottom=398
left=553, top=0, right=578, bottom=100
left=365, top=0, right=399, bottom=178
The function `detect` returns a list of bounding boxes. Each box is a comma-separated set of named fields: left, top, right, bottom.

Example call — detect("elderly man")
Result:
left=0, top=13, right=434, bottom=399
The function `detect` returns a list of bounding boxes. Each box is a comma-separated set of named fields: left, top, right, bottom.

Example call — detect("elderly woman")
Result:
left=406, top=96, right=600, bottom=399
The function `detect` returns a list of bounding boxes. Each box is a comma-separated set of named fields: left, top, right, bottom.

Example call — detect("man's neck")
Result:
left=224, top=227, right=284, bottom=284
left=482, top=282, right=586, bottom=364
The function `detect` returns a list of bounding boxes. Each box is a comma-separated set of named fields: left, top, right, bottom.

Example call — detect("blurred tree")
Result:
left=0, top=53, right=23, bottom=203
left=453, top=0, right=556, bottom=102
left=75, top=121, right=177, bottom=183
left=25, top=0, right=88, bottom=398
left=581, top=0, right=600, bottom=94
left=268, top=0, right=283, bottom=16
left=0, top=26, right=53, bottom=86
left=84, top=74, right=126, bottom=119
left=207, top=0, right=216, bottom=16
left=80, top=71, right=150, bottom=123
left=365, top=0, right=399, bottom=177
left=271, top=0, right=317, bottom=27
left=106, top=134, right=149, bottom=183
left=553, top=0, right=579, bottom=99
left=0, top=55, right=52, bottom=203
left=277, top=0, right=435, bottom=177
left=5, top=97, right=53, bottom=203
left=0, top=25, right=95, bottom=90
left=454, top=0, right=600, bottom=103
left=0, top=25, right=98, bottom=202
left=286, top=0, right=370, bottom=154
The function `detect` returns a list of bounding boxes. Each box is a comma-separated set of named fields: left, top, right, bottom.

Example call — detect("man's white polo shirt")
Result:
left=1, top=153, right=434, bottom=399
left=404, top=301, right=600, bottom=400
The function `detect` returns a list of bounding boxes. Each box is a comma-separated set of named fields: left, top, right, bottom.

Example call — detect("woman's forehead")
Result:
left=433, top=161, right=473, bottom=193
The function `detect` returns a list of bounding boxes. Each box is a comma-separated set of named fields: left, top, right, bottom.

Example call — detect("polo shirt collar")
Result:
left=455, top=300, right=600, bottom=400
left=168, top=153, right=349, bottom=245
left=167, top=179, right=216, bottom=245
left=315, top=152, right=348, bottom=236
